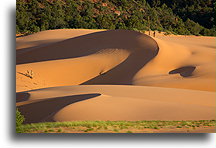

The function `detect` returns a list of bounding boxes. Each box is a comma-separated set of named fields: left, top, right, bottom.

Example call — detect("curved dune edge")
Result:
left=132, top=37, right=215, bottom=91
left=16, top=29, right=215, bottom=92
left=16, top=29, right=159, bottom=91
left=16, top=85, right=215, bottom=123
left=16, top=48, right=130, bottom=91
left=16, top=29, right=106, bottom=50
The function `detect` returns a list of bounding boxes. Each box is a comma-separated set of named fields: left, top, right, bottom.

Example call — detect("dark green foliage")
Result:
left=185, top=19, right=203, bottom=35
left=146, top=0, right=216, bottom=35
left=16, top=0, right=215, bottom=36
left=16, top=109, right=25, bottom=133
left=16, top=1, right=30, bottom=33
left=146, top=0, right=215, bottom=29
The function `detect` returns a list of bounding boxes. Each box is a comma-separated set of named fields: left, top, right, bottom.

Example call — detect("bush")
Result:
left=185, top=19, right=202, bottom=35
left=164, top=31, right=172, bottom=35
left=16, top=108, right=25, bottom=133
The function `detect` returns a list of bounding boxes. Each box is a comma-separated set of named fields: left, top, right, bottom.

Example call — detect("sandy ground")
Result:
left=16, top=29, right=215, bottom=125
left=16, top=85, right=215, bottom=123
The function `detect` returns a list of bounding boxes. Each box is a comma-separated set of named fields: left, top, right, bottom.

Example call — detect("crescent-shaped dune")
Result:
left=16, top=29, right=215, bottom=123
left=16, top=29, right=159, bottom=91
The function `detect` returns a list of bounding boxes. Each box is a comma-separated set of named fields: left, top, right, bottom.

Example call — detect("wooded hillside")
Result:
left=16, top=0, right=216, bottom=36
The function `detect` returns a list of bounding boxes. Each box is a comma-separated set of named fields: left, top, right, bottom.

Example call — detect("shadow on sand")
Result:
left=16, top=92, right=30, bottom=102
left=169, top=66, right=196, bottom=77
left=16, top=29, right=158, bottom=64
left=82, top=47, right=158, bottom=85
left=17, top=93, right=101, bottom=124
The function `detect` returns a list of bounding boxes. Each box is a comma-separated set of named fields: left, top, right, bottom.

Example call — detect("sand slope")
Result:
left=132, top=37, right=215, bottom=91
left=16, top=29, right=158, bottom=91
left=16, top=29, right=215, bottom=92
left=16, top=29, right=215, bottom=123
left=16, top=85, right=215, bottom=123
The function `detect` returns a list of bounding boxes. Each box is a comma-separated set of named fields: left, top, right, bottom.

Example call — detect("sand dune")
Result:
left=16, top=29, right=215, bottom=123
left=132, top=37, right=215, bottom=91
left=17, top=29, right=215, bottom=92
left=16, top=85, right=215, bottom=123
left=16, top=93, right=101, bottom=123
left=16, top=29, right=158, bottom=91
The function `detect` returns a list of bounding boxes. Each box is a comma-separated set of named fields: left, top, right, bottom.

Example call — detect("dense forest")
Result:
left=16, top=0, right=216, bottom=36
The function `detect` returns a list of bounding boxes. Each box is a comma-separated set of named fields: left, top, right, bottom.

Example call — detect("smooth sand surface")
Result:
left=16, top=29, right=215, bottom=123
left=16, top=85, right=215, bottom=123
left=16, top=29, right=105, bottom=50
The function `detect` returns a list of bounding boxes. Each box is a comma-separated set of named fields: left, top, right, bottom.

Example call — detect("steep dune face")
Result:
left=16, top=29, right=159, bottom=91
left=16, top=29, right=158, bottom=64
left=82, top=37, right=190, bottom=85
left=16, top=29, right=215, bottom=92
left=16, top=49, right=130, bottom=91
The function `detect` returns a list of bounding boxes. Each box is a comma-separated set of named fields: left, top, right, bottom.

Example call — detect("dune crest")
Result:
left=16, top=29, right=105, bottom=50
left=16, top=29, right=215, bottom=92
left=16, top=29, right=159, bottom=91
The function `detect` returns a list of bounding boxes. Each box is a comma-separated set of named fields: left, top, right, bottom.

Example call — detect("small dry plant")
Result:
left=17, top=70, right=34, bottom=79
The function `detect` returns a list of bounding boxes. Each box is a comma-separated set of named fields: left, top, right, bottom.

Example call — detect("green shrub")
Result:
left=16, top=108, right=25, bottom=133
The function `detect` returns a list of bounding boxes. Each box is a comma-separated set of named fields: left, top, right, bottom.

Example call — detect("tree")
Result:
left=16, top=0, right=215, bottom=36
left=185, top=18, right=202, bottom=35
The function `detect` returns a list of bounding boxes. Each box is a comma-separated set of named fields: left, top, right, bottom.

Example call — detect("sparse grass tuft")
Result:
left=153, top=126, right=159, bottom=129
left=113, top=129, right=119, bottom=132
left=84, top=128, right=94, bottom=132
left=57, top=129, right=62, bottom=132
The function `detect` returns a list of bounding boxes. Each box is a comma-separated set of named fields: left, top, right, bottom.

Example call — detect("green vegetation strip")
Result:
left=18, top=120, right=216, bottom=133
